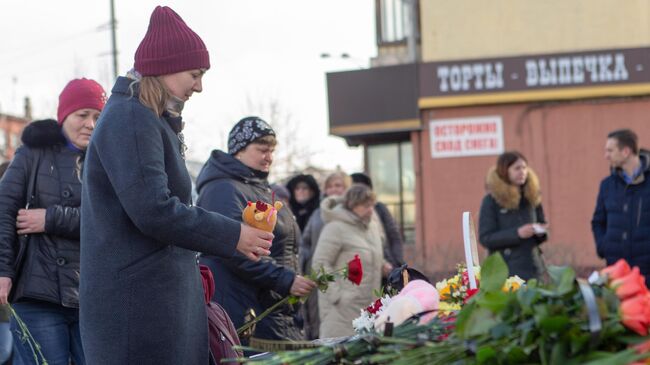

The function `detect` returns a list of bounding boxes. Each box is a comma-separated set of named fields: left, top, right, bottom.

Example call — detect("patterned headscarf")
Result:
left=227, top=116, right=276, bottom=155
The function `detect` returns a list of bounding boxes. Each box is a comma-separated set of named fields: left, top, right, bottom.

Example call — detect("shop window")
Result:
left=367, top=141, right=415, bottom=245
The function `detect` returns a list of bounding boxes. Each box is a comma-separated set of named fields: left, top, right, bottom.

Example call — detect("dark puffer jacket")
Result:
left=592, top=150, right=650, bottom=282
left=196, top=150, right=302, bottom=342
left=0, top=119, right=83, bottom=307
left=478, top=166, right=547, bottom=281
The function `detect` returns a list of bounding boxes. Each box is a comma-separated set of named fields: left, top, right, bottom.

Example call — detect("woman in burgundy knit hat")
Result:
left=79, top=6, right=273, bottom=365
left=0, top=78, right=105, bottom=365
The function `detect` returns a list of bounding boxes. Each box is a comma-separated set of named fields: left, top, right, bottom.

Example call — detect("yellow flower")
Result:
left=502, top=275, right=525, bottom=292
left=438, top=301, right=462, bottom=315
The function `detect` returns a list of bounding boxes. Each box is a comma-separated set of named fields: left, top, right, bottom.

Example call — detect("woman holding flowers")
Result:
left=196, top=116, right=316, bottom=348
left=479, top=151, right=548, bottom=280
left=313, top=184, right=385, bottom=337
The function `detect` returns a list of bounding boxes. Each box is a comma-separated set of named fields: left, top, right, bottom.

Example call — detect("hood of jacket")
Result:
left=320, top=195, right=368, bottom=229
left=21, top=119, right=66, bottom=148
left=610, top=149, right=650, bottom=185
left=286, top=174, right=321, bottom=212
left=195, top=150, right=268, bottom=194
left=486, top=166, right=542, bottom=210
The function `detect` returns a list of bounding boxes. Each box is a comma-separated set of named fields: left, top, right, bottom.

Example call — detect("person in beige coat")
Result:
left=312, top=184, right=385, bottom=338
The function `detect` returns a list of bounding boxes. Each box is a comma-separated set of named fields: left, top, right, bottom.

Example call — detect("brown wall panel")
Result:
left=407, top=97, right=650, bottom=280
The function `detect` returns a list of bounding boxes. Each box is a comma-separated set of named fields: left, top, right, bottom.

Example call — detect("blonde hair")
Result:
left=137, top=76, right=170, bottom=116
left=324, top=172, right=351, bottom=191
left=344, top=184, right=376, bottom=210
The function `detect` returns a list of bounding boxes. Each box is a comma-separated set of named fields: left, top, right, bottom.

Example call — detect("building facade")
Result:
left=327, top=0, right=650, bottom=278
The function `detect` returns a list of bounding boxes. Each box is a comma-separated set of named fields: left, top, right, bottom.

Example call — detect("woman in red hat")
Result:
left=0, top=78, right=106, bottom=364
left=79, top=6, right=273, bottom=365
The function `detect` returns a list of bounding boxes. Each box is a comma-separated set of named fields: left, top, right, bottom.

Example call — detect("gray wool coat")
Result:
left=80, top=77, right=242, bottom=365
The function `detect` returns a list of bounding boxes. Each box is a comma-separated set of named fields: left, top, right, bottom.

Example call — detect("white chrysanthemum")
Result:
left=352, top=310, right=375, bottom=333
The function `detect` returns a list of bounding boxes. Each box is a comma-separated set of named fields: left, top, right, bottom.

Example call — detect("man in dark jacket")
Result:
left=197, top=117, right=315, bottom=349
left=592, top=129, right=650, bottom=283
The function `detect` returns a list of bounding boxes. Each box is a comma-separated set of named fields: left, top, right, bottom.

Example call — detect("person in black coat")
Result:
left=286, top=174, right=320, bottom=232
left=79, top=7, right=273, bottom=365
left=197, top=117, right=316, bottom=349
left=0, top=78, right=106, bottom=365
left=478, top=151, right=549, bottom=281
left=592, top=129, right=650, bottom=283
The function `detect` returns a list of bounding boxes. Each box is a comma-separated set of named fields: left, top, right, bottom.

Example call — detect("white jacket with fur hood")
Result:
left=312, top=196, right=385, bottom=338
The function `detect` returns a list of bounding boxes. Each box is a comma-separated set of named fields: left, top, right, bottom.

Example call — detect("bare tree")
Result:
left=242, top=96, right=314, bottom=182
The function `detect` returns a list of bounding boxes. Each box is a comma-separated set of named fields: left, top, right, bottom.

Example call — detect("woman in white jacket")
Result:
left=312, top=184, right=385, bottom=338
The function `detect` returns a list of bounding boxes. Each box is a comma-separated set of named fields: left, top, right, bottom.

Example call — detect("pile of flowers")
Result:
left=435, top=264, right=481, bottom=312
left=351, top=263, right=525, bottom=334
left=234, top=254, right=650, bottom=364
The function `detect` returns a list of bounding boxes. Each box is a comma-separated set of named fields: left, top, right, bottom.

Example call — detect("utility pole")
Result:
left=110, top=0, right=119, bottom=80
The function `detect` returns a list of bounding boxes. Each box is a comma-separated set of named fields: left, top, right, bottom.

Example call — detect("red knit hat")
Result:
left=57, top=78, right=107, bottom=125
left=134, top=6, right=210, bottom=76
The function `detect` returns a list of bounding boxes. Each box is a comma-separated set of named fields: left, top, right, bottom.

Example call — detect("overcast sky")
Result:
left=0, top=1, right=377, bottom=175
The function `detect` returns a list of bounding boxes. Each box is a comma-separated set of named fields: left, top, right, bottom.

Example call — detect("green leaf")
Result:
left=463, top=307, right=498, bottom=337
left=455, top=301, right=475, bottom=338
left=517, top=288, right=540, bottom=315
left=507, top=346, right=527, bottom=363
left=489, top=322, right=511, bottom=339
left=539, top=315, right=570, bottom=335
left=550, top=342, right=567, bottom=365
left=476, top=346, right=496, bottom=364
left=478, top=290, right=510, bottom=312
left=287, top=296, right=300, bottom=305
left=480, top=253, right=509, bottom=292
left=547, top=266, right=576, bottom=295
left=581, top=349, right=650, bottom=365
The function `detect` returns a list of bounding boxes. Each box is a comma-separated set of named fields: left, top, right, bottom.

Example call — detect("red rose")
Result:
left=347, top=254, right=363, bottom=285
left=611, top=267, right=649, bottom=300
left=462, top=270, right=480, bottom=288
left=601, top=259, right=632, bottom=281
left=464, top=288, right=479, bottom=304
left=620, top=294, right=650, bottom=336
left=366, top=298, right=383, bottom=314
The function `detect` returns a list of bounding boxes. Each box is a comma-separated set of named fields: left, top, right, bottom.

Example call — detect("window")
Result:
left=367, top=141, right=415, bottom=244
left=376, top=0, right=418, bottom=44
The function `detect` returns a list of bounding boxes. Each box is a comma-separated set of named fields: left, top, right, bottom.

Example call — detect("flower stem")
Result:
left=237, top=296, right=292, bottom=336
left=9, top=304, right=48, bottom=364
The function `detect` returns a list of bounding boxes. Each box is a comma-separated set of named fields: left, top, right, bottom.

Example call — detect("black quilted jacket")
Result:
left=0, top=119, right=83, bottom=307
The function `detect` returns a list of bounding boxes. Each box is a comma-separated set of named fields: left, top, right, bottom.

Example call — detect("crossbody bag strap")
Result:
left=25, top=149, right=42, bottom=208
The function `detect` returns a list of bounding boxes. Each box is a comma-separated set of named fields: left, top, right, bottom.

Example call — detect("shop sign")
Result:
left=419, top=47, right=650, bottom=108
left=430, top=116, right=504, bottom=158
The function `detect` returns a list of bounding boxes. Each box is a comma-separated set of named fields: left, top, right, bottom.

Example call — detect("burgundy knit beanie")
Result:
left=134, top=6, right=210, bottom=76
left=57, top=78, right=106, bottom=125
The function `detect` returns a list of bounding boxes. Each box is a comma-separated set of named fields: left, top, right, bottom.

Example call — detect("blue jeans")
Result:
left=0, top=322, right=11, bottom=364
left=10, top=301, right=84, bottom=365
